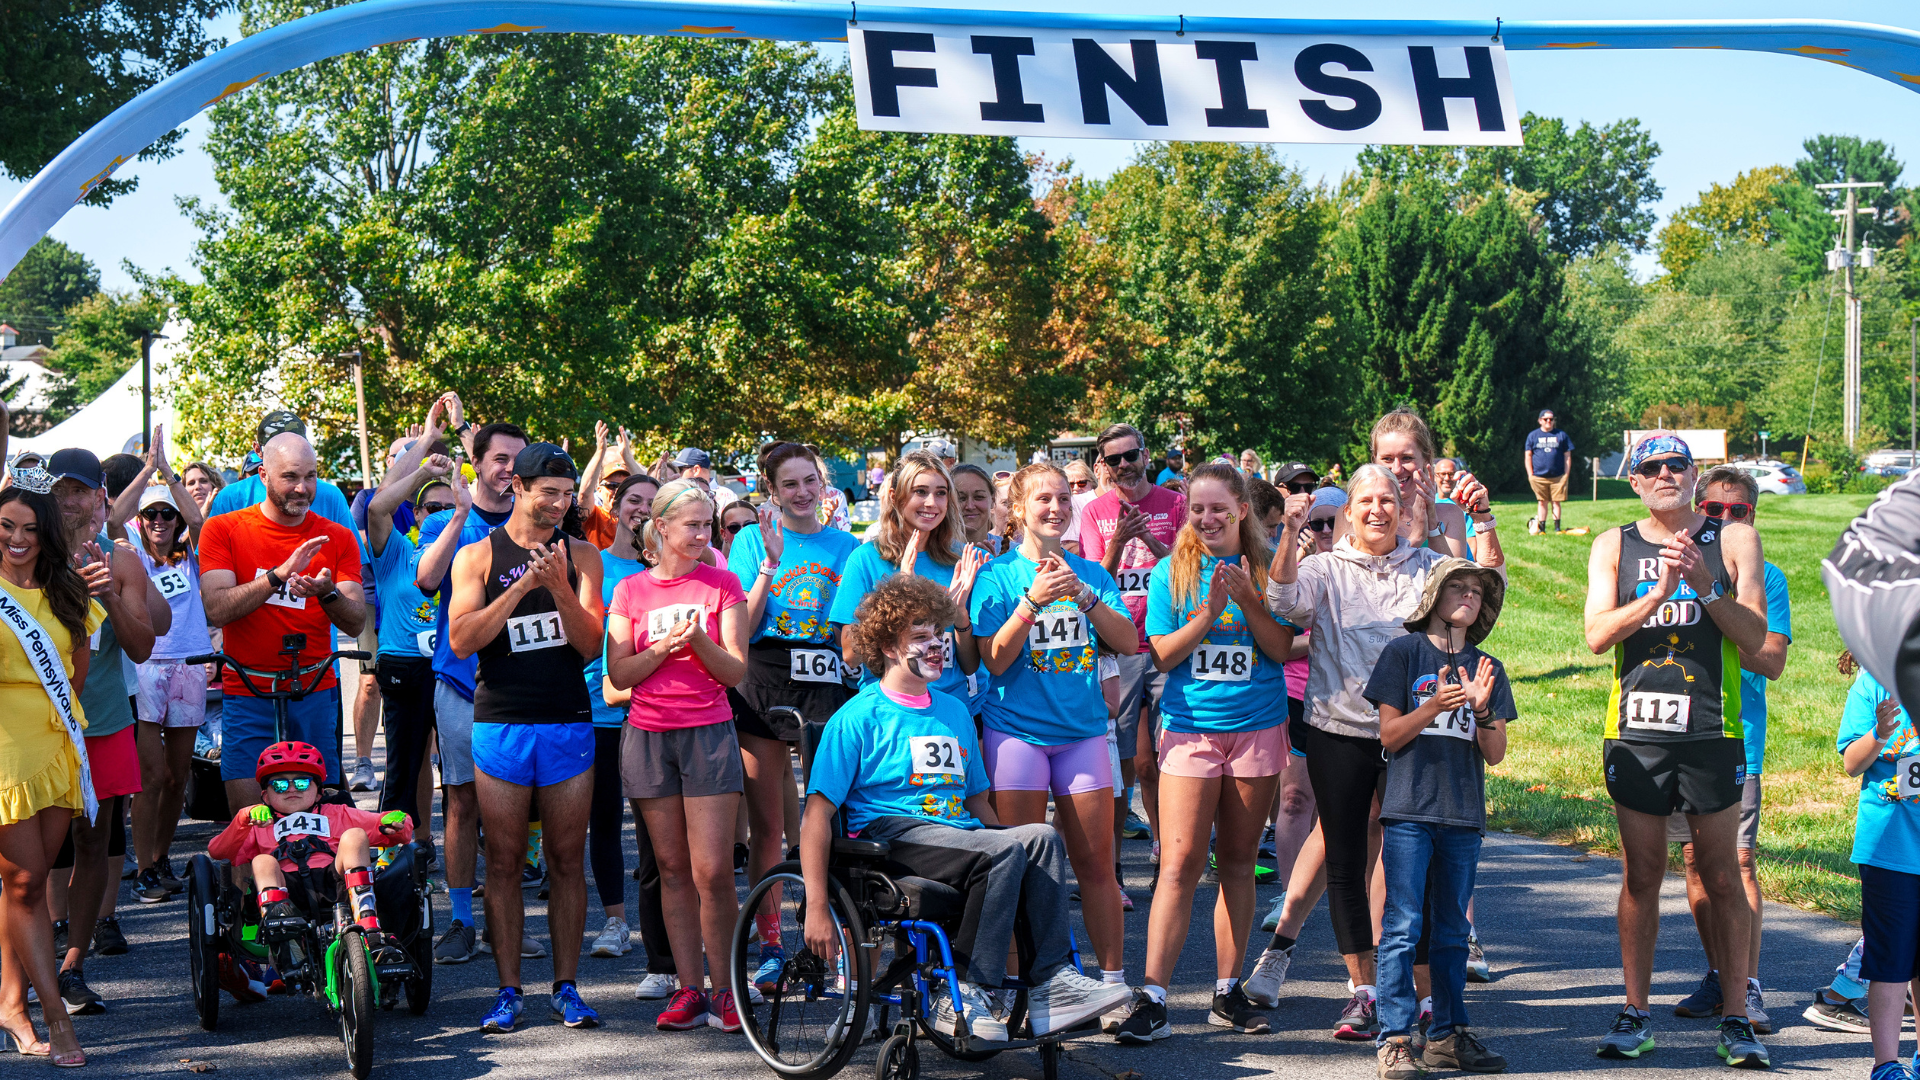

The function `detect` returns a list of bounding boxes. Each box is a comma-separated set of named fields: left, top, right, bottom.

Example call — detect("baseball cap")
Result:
left=1538, top=409, right=1556, bottom=419
left=927, top=438, right=955, bottom=458
left=512, top=442, right=579, bottom=481
left=1628, top=433, right=1693, bottom=473
left=256, top=409, right=307, bottom=445
left=1166, top=447, right=1184, bottom=457
left=1311, top=487, right=1349, bottom=511
left=137, top=486, right=178, bottom=511
left=1273, top=462, right=1318, bottom=486
left=48, top=448, right=103, bottom=489
left=673, top=447, right=712, bottom=469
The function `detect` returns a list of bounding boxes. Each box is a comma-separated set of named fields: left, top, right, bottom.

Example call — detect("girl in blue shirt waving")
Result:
left=971, top=461, right=1137, bottom=991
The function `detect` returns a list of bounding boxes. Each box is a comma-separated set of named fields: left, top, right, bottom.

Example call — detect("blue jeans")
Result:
left=1378, top=820, right=1481, bottom=1043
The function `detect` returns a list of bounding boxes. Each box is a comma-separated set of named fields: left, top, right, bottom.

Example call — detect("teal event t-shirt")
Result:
left=807, top=684, right=988, bottom=834
left=729, top=522, right=860, bottom=645
left=1145, top=554, right=1289, bottom=734
left=969, top=548, right=1124, bottom=746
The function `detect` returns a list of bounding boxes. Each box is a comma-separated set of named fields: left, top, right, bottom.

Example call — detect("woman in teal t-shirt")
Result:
left=970, top=461, right=1136, bottom=986
left=1132, top=463, right=1296, bottom=1036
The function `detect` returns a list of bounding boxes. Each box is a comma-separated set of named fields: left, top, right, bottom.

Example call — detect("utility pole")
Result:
left=1818, top=179, right=1885, bottom=450
left=342, top=349, right=371, bottom=489
left=138, top=328, right=168, bottom=452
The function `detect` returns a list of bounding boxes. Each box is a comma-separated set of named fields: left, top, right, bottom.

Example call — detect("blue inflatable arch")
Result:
left=5, top=2, right=1920, bottom=280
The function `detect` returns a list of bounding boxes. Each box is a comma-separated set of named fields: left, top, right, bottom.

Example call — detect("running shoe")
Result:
left=1150, top=841, right=1160, bottom=866
left=1465, top=932, right=1490, bottom=982
left=930, top=981, right=1008, bottom=1042
left=480, top=987, right=523, bottom=1033
left=1377, top=1035, right=1422, bottom=1080
left=1415, top=1004, right=1432, bottom=1053
left=217, top=953, right=266, bottom=1004
left=708, top=988, right=742, bottom=1033
left=434, top=919, right=478, bottom=964
left=1120, top=814, right=1152, bottom=840
left=551, top=983, right=600, bottom=1028
left=1333, top=989, right=1378, bottom=1040
left=1026, top=967, right=1134, bottom=1036
left=1676, top=969, right=1723, bottom=1017
left=521, top=862, right=543, bottom=886
left=1260, top=894, right=1286, bottom=932
left=657, top=986, right=710, bottom=1030
left=1244, top=947, right=1292, bottom=1007
left=50, top=920, right=67, bottom=960
left=1209, top=983, right=1271, bottom=1034
left=57, top=969, right=103, bottom=1016
left=1596, top=1009, right=1654, bottom=1059
left=1120, top=891, right=1134, bottom=913
left=161, top=859, right=186, bottom=893
left=754, top=946, right=786, bottom=990
left=635, top=973, right=677, bottom=1000
left=1870, top=1063, right=1916, bottom=1080
left=350, top=758, right=378, bottom=792
left=1114, top=990, right=1169, bottom=1043
left=1802, top=992, right=1871, bottom=1034
left=1425, top=1026, right=1508, bottom=1073
left=1257, top=840, right=1277, bottom=861
left=590, top=917, right=631, bottom=958
left=132, top=866, right=172, bottom=904
left=1716, top=1015, right=1769, bottom=1068
left=1742, top=981, right=1773, bottom=1034
left=91, top=916, right=128, bottom=956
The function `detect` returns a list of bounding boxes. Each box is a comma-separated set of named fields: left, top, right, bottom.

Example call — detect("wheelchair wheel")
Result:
left=185, top=854, right=222, bottom=1031
left=404, top=886, right=433, bottom=1015
left=337, top=930, right=376, bottom=1080
left=733, top=867, right=870, bottom=1079
left=874, top=1033, right=917, bottom=1080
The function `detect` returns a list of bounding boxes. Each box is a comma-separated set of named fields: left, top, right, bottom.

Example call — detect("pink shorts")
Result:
left=137, top=661, right=209, bottom=728
left=1158, top=725, right=1290, bottom=779
left=983, top=730, right=1115, bottom=796
left=86, top=726, right=142, bottom=800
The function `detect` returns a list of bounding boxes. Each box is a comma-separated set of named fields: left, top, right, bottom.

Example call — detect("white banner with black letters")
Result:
left=849, top=24, right=1521, bottom=145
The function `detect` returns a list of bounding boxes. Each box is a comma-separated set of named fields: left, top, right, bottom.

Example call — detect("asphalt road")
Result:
left=54, top=782, right=1879, bottom=1080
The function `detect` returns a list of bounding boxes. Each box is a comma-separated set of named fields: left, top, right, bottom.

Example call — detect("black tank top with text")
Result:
left=1605, top=520, right=1741, bottom=743
left=474, top=527, right=591, bottom=725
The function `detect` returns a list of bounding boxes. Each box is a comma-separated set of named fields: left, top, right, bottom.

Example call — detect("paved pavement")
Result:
left=56, top=782, right=1879, bottom=1079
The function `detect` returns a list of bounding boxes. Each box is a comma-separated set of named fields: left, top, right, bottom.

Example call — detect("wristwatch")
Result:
left=265, top=567, right=286, bottom=591
left=1700, top=580, right=1726, bottom=604
left=319, top=589, right=342, bottom=605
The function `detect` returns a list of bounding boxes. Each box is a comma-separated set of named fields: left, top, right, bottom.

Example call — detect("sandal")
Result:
left=2, top=1022, right=48, bottom=1056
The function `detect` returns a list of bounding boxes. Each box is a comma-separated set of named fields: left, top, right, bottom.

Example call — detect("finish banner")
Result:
left=850, top=24, right=1522, bottom=145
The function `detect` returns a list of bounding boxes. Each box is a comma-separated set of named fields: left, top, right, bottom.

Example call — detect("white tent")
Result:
left=12, top=318, right=182, bottom=460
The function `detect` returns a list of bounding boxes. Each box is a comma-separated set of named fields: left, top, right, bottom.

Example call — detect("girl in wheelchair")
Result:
left=209, top=742, right=415, bottom=947
left=800, top=576, right=1132, bottom=1042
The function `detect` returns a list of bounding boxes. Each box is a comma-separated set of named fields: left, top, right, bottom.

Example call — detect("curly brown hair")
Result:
left=846, top=575, right=960, bottom=674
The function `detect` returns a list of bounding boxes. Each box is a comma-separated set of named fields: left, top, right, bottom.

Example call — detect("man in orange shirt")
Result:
left=201, top=433, right=366, bottom=813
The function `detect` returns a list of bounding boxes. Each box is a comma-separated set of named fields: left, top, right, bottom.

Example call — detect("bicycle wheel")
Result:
left=186, top=854, right=222, bottom=1031
left=337, top=930, right=376, bottom=1080
left=733, top=867, right=870, bottom=1079
left=405, top=887, right=433, bottom=1015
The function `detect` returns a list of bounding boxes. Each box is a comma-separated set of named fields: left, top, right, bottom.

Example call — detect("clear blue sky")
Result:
left=7, top=0, right=1920, bottom=291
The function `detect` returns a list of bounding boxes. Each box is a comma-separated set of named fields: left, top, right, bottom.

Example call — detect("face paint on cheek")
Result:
left=903, top=638, right=948, bottom=680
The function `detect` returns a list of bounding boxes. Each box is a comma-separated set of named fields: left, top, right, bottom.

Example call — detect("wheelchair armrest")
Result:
left=832, top=837, right=890, bottom=859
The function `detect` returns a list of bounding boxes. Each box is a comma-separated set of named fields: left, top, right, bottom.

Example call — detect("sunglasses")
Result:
left=1697, top=500, right=1754, bottom=522
left=1633, top=456, right=1690, bottom=479
left=1305, top=517, right=1336, bottom=533
left=139, top=506, right=179, bottom=521
left=417, top=501, right=454, bottom=515
left=723, top=520, right=753, bottom=535
left=1101, top=448, right=1143, bottom=469
left=267, top=777, right=315, bottom=793
left=1285, top=481, right=1317, bottom=495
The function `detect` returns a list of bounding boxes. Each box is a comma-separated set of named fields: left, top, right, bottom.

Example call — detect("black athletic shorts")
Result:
left=730, top=641, right=851, bottom=742
left=1603, top=738, right=1745, bottom=817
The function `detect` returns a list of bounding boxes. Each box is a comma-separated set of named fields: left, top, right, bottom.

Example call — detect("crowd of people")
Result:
left=0, top=391, right=1911, bottom=1080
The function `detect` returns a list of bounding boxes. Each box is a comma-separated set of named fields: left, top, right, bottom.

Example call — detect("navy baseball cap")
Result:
left=673, top=447, right=712, bottom=469
left=1538, top=409, right=1556, bottom=419
left=512, top=442, right=578, bottom=481
left=48, top=448, right=103, bottom=489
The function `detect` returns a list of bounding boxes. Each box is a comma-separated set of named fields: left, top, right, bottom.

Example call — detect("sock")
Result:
left=1625, top=1004, right=1650, bottom=1020
left=1142, top=984, right=1167, bottom=1005
left=1102, top=969, right=1126, bottom=986
left=258, top=886, right=288, bottom=906
left=1419, top=995, right=1433, bottom=1015
left=1270, top=934, right=1297, bottom=953
left=1216, top=977, right=1239, bottom=995
left=345, top=866, right=379, bottom=929
left=552, top=979, right=574, bottom=996
left=1355, top=983, right=1376, bottom=999
left=1121, top=786, right=1133, bottom=813
left=450, top=887, right=474, bottom=924
left=756, top=909, right=783, bottom=949
left=526, top=822, right=543, bottom=867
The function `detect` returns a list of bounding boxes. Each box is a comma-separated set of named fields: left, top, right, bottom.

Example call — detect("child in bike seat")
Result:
left=801, top=576, right=1132, bottom=1043
left=209, top=741, right=414, bottom=944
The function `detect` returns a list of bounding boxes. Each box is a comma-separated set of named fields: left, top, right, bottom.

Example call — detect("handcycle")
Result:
left=730, top=708, right=1098, bottom=1080
left=181, top=634, right=434, bottom=1080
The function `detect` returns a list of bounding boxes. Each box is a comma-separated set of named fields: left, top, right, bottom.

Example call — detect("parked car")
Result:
left=1862, top=449, right=1917, bottom=477
left=1733, top=459, right=1807, bottom=496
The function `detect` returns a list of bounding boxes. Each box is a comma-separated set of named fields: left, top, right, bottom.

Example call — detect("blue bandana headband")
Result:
left=1628, top=434, right=1692, bottom=473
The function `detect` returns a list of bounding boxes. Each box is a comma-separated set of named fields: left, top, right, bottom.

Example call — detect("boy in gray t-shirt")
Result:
left=1363, top=558, right=1517, bottom=1078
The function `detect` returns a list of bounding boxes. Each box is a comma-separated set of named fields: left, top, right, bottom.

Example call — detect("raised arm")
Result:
left=413, top=469, right=471, bottom=594
left=1704, top=523, right=1769, bottom=656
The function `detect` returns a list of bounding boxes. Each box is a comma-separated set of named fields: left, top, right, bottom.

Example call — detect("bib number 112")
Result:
left=1623, top=691, right=1690, bottom=734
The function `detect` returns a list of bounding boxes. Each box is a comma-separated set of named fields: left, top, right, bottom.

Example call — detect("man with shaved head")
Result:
left=200, top=429, right=367, bottom=815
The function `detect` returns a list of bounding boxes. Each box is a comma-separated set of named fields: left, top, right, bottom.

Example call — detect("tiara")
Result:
left=10, top=466, right=54, bottom=494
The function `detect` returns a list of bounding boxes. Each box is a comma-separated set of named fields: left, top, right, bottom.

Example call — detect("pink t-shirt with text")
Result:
left=1080, top=485, right=1186, bottom=654
left=611, top=562, right=746, bottom=731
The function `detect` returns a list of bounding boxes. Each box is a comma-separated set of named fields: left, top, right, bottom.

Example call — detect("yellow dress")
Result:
left=0, top=579, right=105, bottom=826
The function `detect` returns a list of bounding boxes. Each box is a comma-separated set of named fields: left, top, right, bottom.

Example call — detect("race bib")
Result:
left=415, top=629, right=437, bottom=656
left=647, top=603, right=704, bottom=641
left=1623, top=691, right=1691, bottom=734
left=789, top=648, right=841, bottom=684
left=913, top=735, right=964, bottom=777
left=1189, top=643, right=1253, bottom=682
left=1420, top=706, right=1476, bottom=740
left=151, top=566, right=191, bottom=600
left=1897, top=754, right=1920, bottom=800
left=1027, top=610, right=1087, bottom=651
left=505, top=611, right=566, bottom=653
left=272, top=812, right=331, bottom=841
left=256, top=568, right=307, bottom=610
left=1114, top=566, right=1151, bottom=598
left=88, top=628, right=101, bottom=651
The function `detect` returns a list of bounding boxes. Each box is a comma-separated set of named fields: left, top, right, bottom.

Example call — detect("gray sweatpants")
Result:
left=860, top=817, right=1074, bottom=989
left=1824, top=468, right=1920, bottom=708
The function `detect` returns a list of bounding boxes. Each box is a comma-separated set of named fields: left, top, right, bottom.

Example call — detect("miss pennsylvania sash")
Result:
left=0, top=587, right=94, bottom=822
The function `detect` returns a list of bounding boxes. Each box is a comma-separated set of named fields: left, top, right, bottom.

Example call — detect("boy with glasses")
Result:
left=1524, top=410, right=1573, bottom=534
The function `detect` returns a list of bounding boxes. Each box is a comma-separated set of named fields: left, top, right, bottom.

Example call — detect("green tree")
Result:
left=0, top=0, right=229, bottom=203
left=41, top=290, right=167, bottom=423
left=1654, top=166, right=1795, bottom=281
left=1087, top=142, right=1344, bottom=463
left=0, top=238, right=101, bottom=344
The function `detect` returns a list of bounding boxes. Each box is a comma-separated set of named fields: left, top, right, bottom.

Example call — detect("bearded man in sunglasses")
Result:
left=1582, top=433, right=1773, bottom=1068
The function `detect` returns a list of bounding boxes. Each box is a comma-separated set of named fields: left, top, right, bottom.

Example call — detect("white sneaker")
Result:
left=930, top=981, right=1008, bottom=1042
left=1244, top=947, right=1293, bottom=1007
left=1101, top=991, right=1133, bottom=1034
left=590, top=917, right=631, bottom=958
left=350, top=758, right=378, bottom=792
left=1260, top=893, right=1286, bottom=932
left=634, top=972, right=677, bottom=999
left=1026, top=967, right=1134, bottom=1036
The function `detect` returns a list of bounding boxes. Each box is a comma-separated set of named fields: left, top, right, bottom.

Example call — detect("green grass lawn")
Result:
left=1482, top=489, right=1878, bottom=922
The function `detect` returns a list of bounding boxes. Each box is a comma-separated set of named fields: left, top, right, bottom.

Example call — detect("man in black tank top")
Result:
left=447, top=442, right=605, bottom=1032
left=1582, top=433, right=1771, bottom=1066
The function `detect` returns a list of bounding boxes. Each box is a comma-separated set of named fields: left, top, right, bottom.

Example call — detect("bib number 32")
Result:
left=1623, top=691, right=1691, bottom=734
left=915, top=735, right=964, bottom=778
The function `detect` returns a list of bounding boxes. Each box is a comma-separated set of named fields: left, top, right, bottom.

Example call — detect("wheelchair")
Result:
left=730, top=709, right=1096, bottom=1080
left=182, top=639, right=435, bottom=1079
